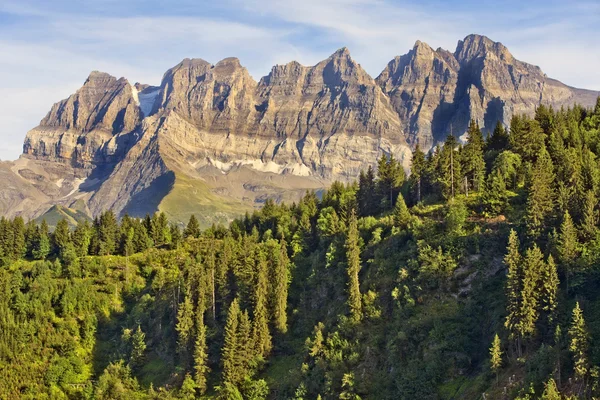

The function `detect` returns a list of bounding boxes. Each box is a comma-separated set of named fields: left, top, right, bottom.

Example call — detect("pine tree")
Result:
left=581, top=190, right=597, bottom=240
left=486, top=121, right=510, bottom=152
left=540, top=378, right=561, bottom=400
left=97, top=211, right=118, bottom=255
left=393, top=193, right=411, bottom=229
left=557, top=210, right=579, bottom=290
left=519, top=245, right=544, bottom=339
left=11, top=217, right=26, bottom=260
left=176, top=294, right=195, bottom=355
left=252, top=250, right=272, bottom=359
left=53, top=218, right=71, bottom=256
left=540, top=255, right=559, bottom=324
left=462, top=119, right=486, bottom=193
left=504, top=230, right=522, bottom=352
left=222, top=299, right=241, bottom=386
left=438, top=134, right=462, bottom=199
left=180, top=373, right=197, bottom=400
left=357, top=166, right=376, bottom=217
left=236, top=309, right=252, bottom=381
left=526, top=146, right=556, bottom=238
left=72, top=220, right=91, bottom=257
left=130, top=325, right=146, bottom=369
left=272, top=238, right=289, bottom=333
left=33, top=220, right=50, bottom=260
left=345, top=209, right=362, bottom=323
left=569, top=302, right=589, bottom=383
left=481, top=170, right=508, bottom=216
left=194, top=292, right=209, bottom=394
left=490, top=333, right=502, bottom=384
left=184, top=214, right=201, bottom=239
left=410, top=145, right=426, bottom=203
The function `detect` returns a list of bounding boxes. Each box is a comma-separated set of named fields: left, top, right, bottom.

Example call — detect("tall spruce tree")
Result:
left=526, top=146, right=556, bottom=238
left=490, top=333, right=502, bottom=384
left=569, top=302, right=589, bottom=383
left=345, top=210, right=362, bottom=323
left=272, top=238, right=289, bottom=333
left=557, top=210, right=579, bottom=289
left=184, top=215, right=201, bottom=239
left=540, top=255, right=559, bottom=325
left=410, top=144, right=426, bottom=203
left=438, top=134, right=462, bottom=199
left=462, top=119, right=486, bottom=193
left=252, top=250, right=272, bottom=359
left=222, top=299, right=241, bottom=386
left=504, top=230, right=523, bottom=354
left=518, top=245, right=544, bottom=339
left=194, top=285, right=209, bottom=393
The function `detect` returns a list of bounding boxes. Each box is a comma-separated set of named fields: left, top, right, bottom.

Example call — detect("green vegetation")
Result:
left=1, top=100, right=600, bottom=398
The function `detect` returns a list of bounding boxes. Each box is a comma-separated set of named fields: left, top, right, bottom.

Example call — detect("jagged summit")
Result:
left=2, top=34, right=598, bottom=226
left=455, top=34, right=514, bottom=64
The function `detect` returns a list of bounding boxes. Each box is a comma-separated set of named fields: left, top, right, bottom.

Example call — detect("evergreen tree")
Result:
left=581, top=190, right=597, bottom=240
left=72, top=220, right=91, bottom=257
left=33, top=220, right=50, bottom=260
left=345, top=210, right=362, bottom=322
left=486, top=121, right=510, bottom=152
left=52, top=218, right=71, bottom=257
left=526, top=146, right=556, bottom=238
left=252, top=250, right=272, bottom=359
left=194, top=291, right=209, bottom=394
left=557, top=210, right=579, bottom=288
left=410, top=144, right=426, bottom=203
left=97, top=211, right=118, bottom=255
left=540, top=255, right=559, bottom=325
left=11, top=217, right=26, bottom=260
left=481, top=170, right=508, bottom=216
left=130, top=325, right=146, bottom=369
left=180, top=374, right=197, bottom=400
left=236, top=309, right=252, bottom=381
left=176, top=294, right=195, bottom=355
left=357, top=166, right=376, bottom=217
left=519, top=245, right=544, bottom=339
left=222, top=299, right=241, bottom=386
left=504, top=230, right=522, bottom=351
left=184, top=215, right=201, bottom=239
left=393, top=193, right=411, bottom=229
left=569, top=302, right=589, bottom=383
left=272, top=238, right=289, bottom=333
left=438, top=134, right=462, bottom=199
left=540, top=378, right=561, bottom=400
left=376, top=154, right=405, bottom=211
left=489, top=333, right=502, bottom=384
left=462, top=119, right=486, bottom=193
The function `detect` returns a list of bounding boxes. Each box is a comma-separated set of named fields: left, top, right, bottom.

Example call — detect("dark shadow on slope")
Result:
left=120, top=171, right=175, bottom=218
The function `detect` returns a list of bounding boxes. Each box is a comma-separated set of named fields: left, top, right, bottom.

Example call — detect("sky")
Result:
left=0, top=0, right=598, bottom=160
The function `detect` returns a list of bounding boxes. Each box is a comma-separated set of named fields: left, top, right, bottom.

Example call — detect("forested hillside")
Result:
left=1, top=99, right=600, bottom=399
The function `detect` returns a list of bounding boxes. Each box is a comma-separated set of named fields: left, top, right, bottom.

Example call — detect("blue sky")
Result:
left=0, top=0, right=598, bottom=160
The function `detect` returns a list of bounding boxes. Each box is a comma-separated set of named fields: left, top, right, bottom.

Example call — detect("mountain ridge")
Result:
left=2, top=34, right=598, bottom=226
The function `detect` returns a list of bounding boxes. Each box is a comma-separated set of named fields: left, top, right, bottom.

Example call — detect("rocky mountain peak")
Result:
left=455, top=34, right=514, bottom=64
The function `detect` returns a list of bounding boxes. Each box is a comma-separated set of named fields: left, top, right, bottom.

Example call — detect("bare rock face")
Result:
left=377, top=41, right=459, bottom=149
left=2, top=34, right=598, bottom=224
left=378, top=34, right=599, bottom=151
left=23, top=71, right=142, bottom=167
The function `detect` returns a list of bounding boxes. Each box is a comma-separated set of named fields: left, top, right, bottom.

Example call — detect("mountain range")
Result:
left=0, top=34, right=597, bottom=227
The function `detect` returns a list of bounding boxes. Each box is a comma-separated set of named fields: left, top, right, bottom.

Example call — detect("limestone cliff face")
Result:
left=3, top=34, right=599, bottom=223
left=377, top=34, right=599, bottom=150
left=22, top=71, right=142, bottom=167
left=153, top=48, right=410, bottom=181
left=376, top=41, right=459, bottom=149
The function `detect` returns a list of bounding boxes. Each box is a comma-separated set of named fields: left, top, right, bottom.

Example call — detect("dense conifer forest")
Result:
left=2, top=99, right=600, bottom=399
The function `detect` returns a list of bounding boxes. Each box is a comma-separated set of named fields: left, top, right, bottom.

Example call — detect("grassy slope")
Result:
left=158, top=173, right=253, bottom=229
left=35, top=203, right=92, bottom=228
